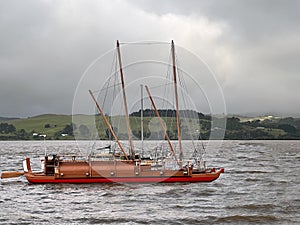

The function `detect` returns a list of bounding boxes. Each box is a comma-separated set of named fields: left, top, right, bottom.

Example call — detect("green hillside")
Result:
left=11, top=114, right=72, bottom=136
left=0, top=113, right=300, bottom=140
left=0, top=113, right=203, bottom=140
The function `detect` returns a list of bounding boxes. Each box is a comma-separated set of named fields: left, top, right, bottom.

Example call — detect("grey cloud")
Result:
left=0, top=0, right=299, bottom=117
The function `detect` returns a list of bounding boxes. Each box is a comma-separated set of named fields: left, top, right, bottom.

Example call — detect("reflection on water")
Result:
left=0, top=140, right=299, bottom=224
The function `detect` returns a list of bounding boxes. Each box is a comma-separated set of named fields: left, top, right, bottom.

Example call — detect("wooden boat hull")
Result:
left=25, top=173, right=222, bottom=183
left=24, top=169, right=224, bottom=184
left=23, top=157, right=224, bottom=184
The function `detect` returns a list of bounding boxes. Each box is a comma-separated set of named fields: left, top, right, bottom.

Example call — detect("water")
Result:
left=0, top=140, right=299, bottom=224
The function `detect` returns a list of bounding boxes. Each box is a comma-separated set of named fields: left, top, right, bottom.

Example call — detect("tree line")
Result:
left=0, top=123, right=28, bottom=140
left=130, top=109, right=211, bottom=120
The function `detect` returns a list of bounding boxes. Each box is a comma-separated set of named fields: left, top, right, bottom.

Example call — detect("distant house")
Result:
left=32, top=133, right=38, bottom=136
left=61, top=134, right=68, bottom=137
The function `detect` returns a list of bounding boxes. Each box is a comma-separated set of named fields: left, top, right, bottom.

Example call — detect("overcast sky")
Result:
left=1, top=0, right=299, bottom=117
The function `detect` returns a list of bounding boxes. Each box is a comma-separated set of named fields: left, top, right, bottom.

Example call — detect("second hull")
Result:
left=25, top=170, right=223, bottom=184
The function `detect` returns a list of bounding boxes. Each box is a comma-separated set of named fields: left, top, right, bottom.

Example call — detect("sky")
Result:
left=0, top=0, right=299, bottom=117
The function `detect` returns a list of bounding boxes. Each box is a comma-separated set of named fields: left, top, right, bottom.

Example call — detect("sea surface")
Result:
left=0, top=140, right=299, bottom=224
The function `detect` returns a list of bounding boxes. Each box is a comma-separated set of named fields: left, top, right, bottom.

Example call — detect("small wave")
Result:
left=72, top=217, right=150, bottom=224
left=0, top=179, right=26, bottom=185
left=0, top=218, right=8, bottom=223
left=245, top=177, right=262, bottom=182
left=227, top=190, right=247, bottom=196
left=234, top=170, right=269, bottom=174
left=226, top=203, right=275, bottom=211
left=238, top=142, right=266, bottom=147
left=216, top=214, right=278, bottom=223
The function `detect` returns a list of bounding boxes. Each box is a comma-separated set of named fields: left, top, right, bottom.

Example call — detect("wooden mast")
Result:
left=89, top=90, right=129, bottom=160
left=171, top=40, right=183, bottom=168
left=145, top=85, right=180, bottom=166
left=116, top=40, right=135, bottom=160
left=140, top=84, right=144, bottom=155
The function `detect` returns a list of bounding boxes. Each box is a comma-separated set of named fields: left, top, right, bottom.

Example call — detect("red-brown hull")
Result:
left=23, top=157, right=224, bottom=184
left=25, top=170, right=223, bottom=184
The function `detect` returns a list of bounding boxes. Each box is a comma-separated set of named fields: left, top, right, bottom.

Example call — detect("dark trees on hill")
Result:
left=55, top=123, right=76, bottom=139
left=0, top=123, right=16, bottom=134
left=226, top=117, right=242, bottom=130
left=278, top=124, right=297, bottom=134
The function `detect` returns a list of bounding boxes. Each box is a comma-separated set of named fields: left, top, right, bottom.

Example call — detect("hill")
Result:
left=0, top=113, right=300, bottom=140
left=0, top=116, right=19, bottom=121
left=0, top=114, right=70, bottom=140
left=225, top=116, right=300, bottom=139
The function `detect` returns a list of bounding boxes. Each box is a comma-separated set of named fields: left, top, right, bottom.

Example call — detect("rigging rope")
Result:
left=118, top=41, right=169, bottom=45
left=173, top=49, right=206, bottom=159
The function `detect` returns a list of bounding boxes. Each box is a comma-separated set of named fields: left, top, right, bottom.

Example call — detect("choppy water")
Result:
left=0, top=140, right=299, bottom=224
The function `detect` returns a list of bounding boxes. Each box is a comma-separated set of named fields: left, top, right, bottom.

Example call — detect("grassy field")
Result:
left=1, top=114, right=202, bottom=140
left=8, top=114, right=73, bottom=137
left=1, top=113, right=298, bottom=140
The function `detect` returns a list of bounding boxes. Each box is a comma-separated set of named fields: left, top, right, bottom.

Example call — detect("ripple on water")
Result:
left=0, top=140, right=300, bottom=224
left=214, top=214, right=279, bottom=224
